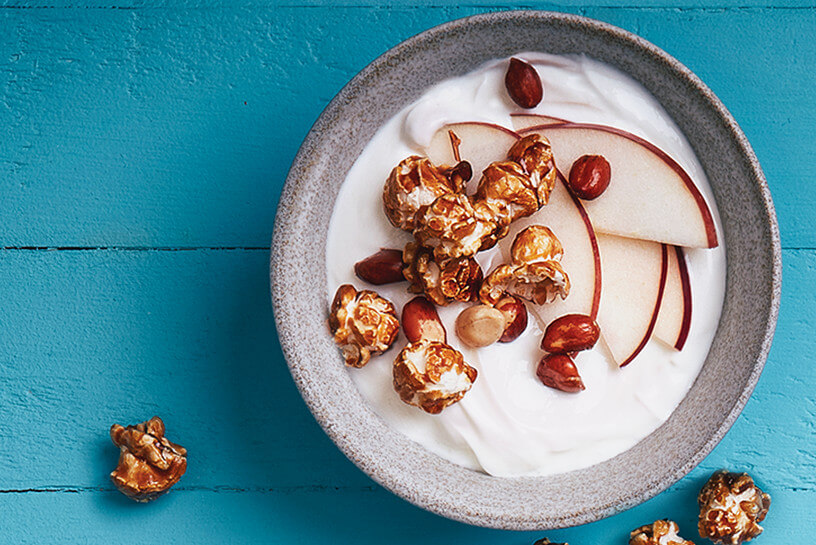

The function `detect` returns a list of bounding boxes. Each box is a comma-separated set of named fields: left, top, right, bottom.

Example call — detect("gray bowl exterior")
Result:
left=270, top=11, right=781, bottom=530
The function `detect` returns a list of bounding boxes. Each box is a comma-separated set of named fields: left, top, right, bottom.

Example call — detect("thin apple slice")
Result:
left=426, top=122, right=520, bottom=185
left=510, top=113, right=569, bottom=132
left=654, top=246, right=692, bottom=350
left=520, top=123, right=718, bottom=248
left=596, top=234, right=668, bottom=367
left=508, top=174, right=601, bottom=327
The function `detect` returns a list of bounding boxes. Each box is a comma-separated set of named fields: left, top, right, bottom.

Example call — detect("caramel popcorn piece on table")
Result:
left=414, top=193, right=499, bottom=261
left=698, top=470, right=771, bottom=544
left=383, top=156, right=460, bottom=232
left=629, top=520, right=694, bottom=545
left=329, top=284, right=400, bottom=368
left=393, top=339, right=477, bottom=414
left=480, top=225, right=570, bottom=306
left=109, top=416, right=187, bottom=502
left=402, top=242, right=482, bottom=306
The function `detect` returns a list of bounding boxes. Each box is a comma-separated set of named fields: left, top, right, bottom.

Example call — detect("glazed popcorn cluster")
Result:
left=329, top=126, right=581, bottom=415
left=529, top=470, right=771, bottom=545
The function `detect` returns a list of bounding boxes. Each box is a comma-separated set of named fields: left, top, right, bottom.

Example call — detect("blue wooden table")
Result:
left=1, top=2, right=813, bottom=542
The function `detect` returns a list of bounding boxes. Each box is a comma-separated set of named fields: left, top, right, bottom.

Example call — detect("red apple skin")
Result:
left=536, top=353, right=585, bottom=393
left=674, top=246, right=692, bottom=351
left=619, top=243, right=669, bottom=367
left=557, top=171, right=602, bottom=320
left=521, top=122, right=718, bottom=249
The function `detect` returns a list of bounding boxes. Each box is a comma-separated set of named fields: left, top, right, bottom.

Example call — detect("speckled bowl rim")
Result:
left=271, top=10, right=781, bottom=530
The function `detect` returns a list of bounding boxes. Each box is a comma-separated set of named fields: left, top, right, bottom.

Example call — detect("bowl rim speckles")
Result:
left=270, top=11, right=781, bottom=530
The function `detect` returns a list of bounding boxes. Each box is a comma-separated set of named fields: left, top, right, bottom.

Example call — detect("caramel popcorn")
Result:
left=329, top=284, right=400, bottom=367
left=393, top=339, right=478, bottom=414
left=474, top=161, right=540, bottom=225
left=383, top=156, right=458, bottom=231
left=630, top=520, right=694, bottom=545
left=414, top=193, right=498, bottom=261
left=480, top=225, right=570, bottom=305
left=403, top=242, right=482, bottom=306
left=698, top=471, right=771, bottom=544
left=474, top=134, right=557, bottom=226
left=507, top=133, right=557, bottom=202
left=109, top=416, right=187, bottom=502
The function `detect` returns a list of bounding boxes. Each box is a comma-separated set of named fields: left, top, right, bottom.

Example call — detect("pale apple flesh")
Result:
left=654, top=245, right=692, bottom=350
left=510, top=113, right=570, bottom=132
left=596, top=234, right=668, bottom=367
left=520, top=123, right=718, bottom=249
left=425, top=122, right=520, bottom=191
left=422, top=120, right=693, bottom=369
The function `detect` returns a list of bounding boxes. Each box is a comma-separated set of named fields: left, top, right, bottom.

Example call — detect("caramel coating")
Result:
left=480, top=225, right=570, bottom=305
left=402, top=242, right=482, bottom=306
left=510, top=224, right=564, bottom=264
left=329, top=284, right=400, bottom=367
left=630, top=520, right=694, bottom=545
left=109, top=416, right=187, bottom=502
left=698, top=471, right=771, bottom=544
left=414, top=193, right=498, bottom=261
left=474, top=161, right=540, bottom=225
left=393, top=339, right=477, bottom=414
left=507, top=133, right=557, bottom=202
left=383, top=156, right=457, bottom=231
left=473, top=134, right=557, bottom=228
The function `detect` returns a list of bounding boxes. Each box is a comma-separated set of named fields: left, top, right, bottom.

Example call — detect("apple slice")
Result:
left=426, top=122, right=520, bottom=185
left=596, top=234, right=668, bottom=367
left=510, top=113, right=569, bottom=132
left=508, top=174, right=602, bottom=327
left=654, top=246, right=692, bottom=350
left=520, top=123, right=718, bottom=248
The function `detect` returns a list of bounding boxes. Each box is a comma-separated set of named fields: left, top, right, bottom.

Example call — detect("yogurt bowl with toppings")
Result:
left=271, top=11, right=780, bottom=529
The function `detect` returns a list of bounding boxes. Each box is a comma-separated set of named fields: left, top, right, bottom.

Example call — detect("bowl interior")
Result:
left=271, top=10, right=780, bottom=530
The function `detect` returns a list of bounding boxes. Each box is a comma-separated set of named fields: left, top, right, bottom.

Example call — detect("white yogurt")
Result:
left=325, top=53, right=726, bottom=477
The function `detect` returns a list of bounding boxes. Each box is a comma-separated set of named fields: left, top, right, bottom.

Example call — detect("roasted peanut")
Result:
left=495, top=295, right=528, bottom=343
left=402, top=296, right=446, bottom=343
left=567, top=154, right=611, bottom=200
left=541, top=314, right=600, bottom=354
left=354, top=249, right=405, bottom=285
left=505, top=57, right=543, bottom=109
left=455, top=305, right=506, bottom=347
left=536, top=353, right=585, bottom=393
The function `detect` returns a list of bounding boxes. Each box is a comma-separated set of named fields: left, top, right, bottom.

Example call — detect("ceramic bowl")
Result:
left=270, top=10, right=780, bottom=530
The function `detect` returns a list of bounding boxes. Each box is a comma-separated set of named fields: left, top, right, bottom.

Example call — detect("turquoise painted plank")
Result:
left=0, top=249, right=370, bottom=490
left=1, top=1, right=813, bottom=8
left=0, top=248, right=813, bottom=498
left=1, top=7, right=813, bottom=248
left=0, top=485, right=812, bottom=543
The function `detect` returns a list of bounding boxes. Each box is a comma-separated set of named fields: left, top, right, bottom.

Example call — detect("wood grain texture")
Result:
left=0, top=248, right=813, bottom=541
left=1, top=4, right=813, bottom=542
left=1, top=6, right=814, bottom=248
left=0, top=486, right=812, bottom=544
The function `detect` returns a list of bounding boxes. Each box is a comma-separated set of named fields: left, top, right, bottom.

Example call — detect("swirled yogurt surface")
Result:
left=325, top=53, right=726, bottom=477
